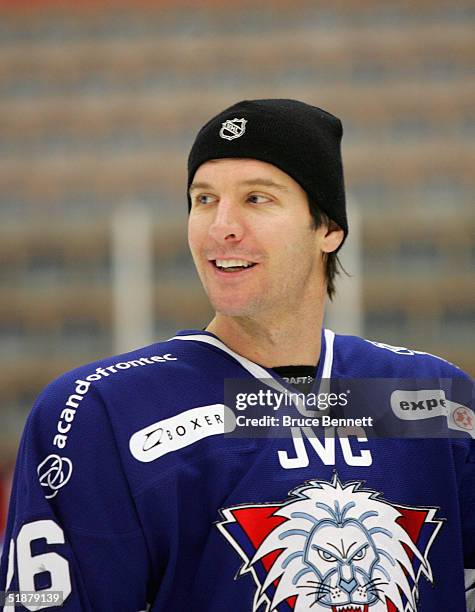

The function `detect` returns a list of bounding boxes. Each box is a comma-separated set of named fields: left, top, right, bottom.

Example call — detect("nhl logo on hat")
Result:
left=219, top=118, right=247, bottom=140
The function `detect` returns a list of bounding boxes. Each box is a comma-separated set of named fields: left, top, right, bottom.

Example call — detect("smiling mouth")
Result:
left=212, top=259, right=257, bottom=273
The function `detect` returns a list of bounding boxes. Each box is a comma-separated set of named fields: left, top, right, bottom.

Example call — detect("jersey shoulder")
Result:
left=332, top=332, right=471, bottom=380
left=29, top=331, right=205, bottom=432
left=39, top=331, right=204, bottom=394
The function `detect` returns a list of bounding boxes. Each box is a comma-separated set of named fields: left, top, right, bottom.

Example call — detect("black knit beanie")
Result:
left=187, top=98, right=348, bottom=242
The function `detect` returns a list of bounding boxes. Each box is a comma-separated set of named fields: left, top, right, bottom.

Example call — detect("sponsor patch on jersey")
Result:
left=129, top=404, right=236, bottom=462
left=52, top=354, right=177, bottom=451
left=217, top=474, right=443, bottom=612
left=391, top=389, right=447, bottom=420
left=452, top=405, right=474, bottom=431
left=37, top=454, right=73, bottom=499
left=391, top=389, right=475, bottom=437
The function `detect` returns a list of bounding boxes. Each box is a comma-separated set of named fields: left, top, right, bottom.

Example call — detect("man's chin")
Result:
left=213, top=305, right=256, bottom=318
left=211, top=298, right=260, bottom=319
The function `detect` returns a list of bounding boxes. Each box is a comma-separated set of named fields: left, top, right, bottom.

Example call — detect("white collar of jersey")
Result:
left=169, top=329, right=335, bottom=400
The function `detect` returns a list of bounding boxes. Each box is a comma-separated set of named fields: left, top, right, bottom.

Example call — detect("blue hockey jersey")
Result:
left=1, top=329, right=474, bottom=612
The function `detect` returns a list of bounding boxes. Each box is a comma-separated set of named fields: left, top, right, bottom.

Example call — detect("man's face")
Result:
left=188, top=158, right=332, bottom=319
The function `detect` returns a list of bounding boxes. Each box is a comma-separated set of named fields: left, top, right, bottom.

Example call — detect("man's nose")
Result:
left=208, top=199, right=244, bottom=243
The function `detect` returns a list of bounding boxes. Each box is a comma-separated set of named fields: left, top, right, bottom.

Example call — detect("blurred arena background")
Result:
left=0, top=0, right=473, bottom=544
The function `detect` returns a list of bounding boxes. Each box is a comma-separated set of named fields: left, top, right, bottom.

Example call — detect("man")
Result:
left=1, top=99, right=473, bottom=611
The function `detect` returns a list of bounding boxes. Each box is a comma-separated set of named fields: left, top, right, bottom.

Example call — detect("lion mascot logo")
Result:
left=217, top=475, right=443, bottom=612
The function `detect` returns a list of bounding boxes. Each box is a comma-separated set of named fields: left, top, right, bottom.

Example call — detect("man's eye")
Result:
left=247, top=194, right=271, bottom=204
left=196, top=194, right=216, bottom=205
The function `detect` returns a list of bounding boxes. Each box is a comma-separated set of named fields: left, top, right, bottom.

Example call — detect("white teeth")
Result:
left=215, top=259, right=253, bottom=268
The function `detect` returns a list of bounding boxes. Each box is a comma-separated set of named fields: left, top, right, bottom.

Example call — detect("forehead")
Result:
left=190, top=158, right=303, bottom=193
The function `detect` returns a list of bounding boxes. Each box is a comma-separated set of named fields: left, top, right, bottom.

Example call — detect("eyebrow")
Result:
left=189, top=178, right=290, bottom=194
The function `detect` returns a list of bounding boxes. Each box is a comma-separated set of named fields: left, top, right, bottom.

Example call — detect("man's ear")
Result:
left=321, top=221, right=344, bottom=253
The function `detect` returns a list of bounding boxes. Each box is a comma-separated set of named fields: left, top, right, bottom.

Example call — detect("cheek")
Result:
left=276, top=225, right=318, bottom=265
left=187, top=218, right=205, bottom=256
